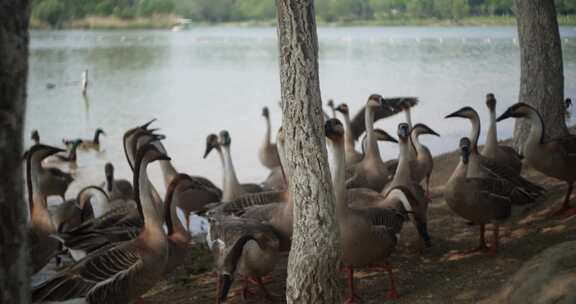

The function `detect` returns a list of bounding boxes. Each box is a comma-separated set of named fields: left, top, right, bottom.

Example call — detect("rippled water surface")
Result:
left=28, top=27, right=576, bottom=221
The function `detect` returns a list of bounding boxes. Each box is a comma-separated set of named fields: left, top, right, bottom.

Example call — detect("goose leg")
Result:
left=489, top=224, right=499, bottom=255
left=384, top=261, right=398, bottom=300
left=253, top=276, right=277, bottom=301
left=464, top=224, right=488, bottom=253
left=553, top=182, right=576, bottom=217
left=344, top=267, right=361, bottom=304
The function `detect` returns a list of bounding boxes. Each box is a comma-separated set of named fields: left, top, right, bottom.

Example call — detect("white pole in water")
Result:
left=81, top=69, right=88, bottom=96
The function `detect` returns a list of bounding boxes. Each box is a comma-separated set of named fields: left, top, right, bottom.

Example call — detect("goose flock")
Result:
left=24, top=93, right=575, bottom=304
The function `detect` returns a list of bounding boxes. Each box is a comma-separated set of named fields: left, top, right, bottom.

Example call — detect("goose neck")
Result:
left=393, top=139, right=411, bottom=185
left=264, top=117, right=272, bottom=146
left=136, top=159, right=165, bottom=235
left=469, top=114, right=481, bottom=153
left=222, top=145, right=243, bottom=201
left=364, top=106, right=380, bottom=159
left=485, top=109, right=498, bottom=154
left=159, top=160, right=178, bottom=188
left=331, top=140, right=348, bottom=216
left=342, top=112, right=356, bottom=153
left=405, top=108, right=413, bottom=129
left=28, top=156, right=54, bottom=232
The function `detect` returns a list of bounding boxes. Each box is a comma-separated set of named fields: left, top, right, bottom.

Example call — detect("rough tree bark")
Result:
left=275, top=0, right=343, bottom=303
left=0, top=0, right=31, bottom=303
left=513, top=0, right=567, bottom=150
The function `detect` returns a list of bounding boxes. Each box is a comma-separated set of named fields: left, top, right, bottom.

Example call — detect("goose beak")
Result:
left=140, top=118, right=157, bottom=130
left=218, top=274, right=233, bottom=303
left=496, top=109, right=513, bottom=122
left=158, top=155, right=171, bottom=161
left=426, top=128, right=440, bottom=137
left=203, top=145, right=214, bottom=159
left=445, top=109, right=464, bottom=119
left=384, top=134, right=398, bottom=143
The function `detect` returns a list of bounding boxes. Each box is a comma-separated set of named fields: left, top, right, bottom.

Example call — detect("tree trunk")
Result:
left=0, top=0, right=31, bottom=303
left=275, top=0, right=343, bottom=303
left=513, top=0, right=567, bottom=150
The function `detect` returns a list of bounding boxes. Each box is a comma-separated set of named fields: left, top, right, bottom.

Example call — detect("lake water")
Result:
left=27, top=26, right=576, bottom=229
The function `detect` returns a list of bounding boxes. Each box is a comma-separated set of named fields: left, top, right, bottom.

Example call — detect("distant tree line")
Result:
left=33, top=0, right=576, bottom=27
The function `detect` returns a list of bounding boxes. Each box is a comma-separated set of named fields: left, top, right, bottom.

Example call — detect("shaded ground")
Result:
left=145, top=138, right=576, bottom=304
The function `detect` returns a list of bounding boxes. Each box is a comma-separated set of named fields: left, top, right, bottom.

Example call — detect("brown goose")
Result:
left=258, top=106, right=281, bottom=170
left=497, top=102, right=576, bottom=216
left=163, top=174, right=193, bottom=275
left=25, top=142, right=75, bottom=202
left=32, top=144, right=170, bottom=304
left=448, top=137, right=543, bottom=254
left=409, top=123, right=440, bottom=196
left=102, top=162, right=133, bottom=201
left=57, top=131, right=165, bottom=258
left=345, top=94, right=394, bottom=191
left=325, top=118, right=427, bottom=302
left=208, top=215, right=280, bottom=303
left=63, top=128, right=105, bottom=151
left=204, top=133, right=265, bottom=198
left=26, top=144, right=66, bottom=274
left=482, top=93, right=522, bottom=174
left=49, top=186, right=103, bottom=233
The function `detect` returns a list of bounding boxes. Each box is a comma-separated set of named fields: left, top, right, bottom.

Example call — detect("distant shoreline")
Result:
left=30, top=15, right=576, bottom=30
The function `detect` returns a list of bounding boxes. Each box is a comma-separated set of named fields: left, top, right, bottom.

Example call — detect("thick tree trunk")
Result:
left=0, top=0, right=31, bottom=303
left=513, top=0, right=567, bottom=150
left=275, top=0, right=343, bottom=303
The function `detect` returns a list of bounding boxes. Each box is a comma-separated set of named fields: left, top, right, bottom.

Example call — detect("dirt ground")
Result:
left=144, top=141, right=576, bottom=304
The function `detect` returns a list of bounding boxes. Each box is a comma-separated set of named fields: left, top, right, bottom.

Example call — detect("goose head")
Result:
left=218, top=130, right=231, bottom=148
left=460, top=137, right=471, bottom=164
left=203, top=134, right=220, bottom=159
left=366, top=94, right=389, bottom=111
left=325, top=118, right=345, bottom=143
left=486, top=93, right=496, bottom=111
left=411, top=123, right=440, bottom=137
left=445, top=106, right=479, bottom=121
left=327, top=99, right=335, bottom=111
left=496, top=103, right=536, bottom=122
left=31, top=129, right=40, bottom=144
left=397, top=123, right=411, bottom=143
left=95, top=128, right=106, bottom=137
left=262, top=106, right=269, bottom=118
left=335, top=103, right=349, bottom=115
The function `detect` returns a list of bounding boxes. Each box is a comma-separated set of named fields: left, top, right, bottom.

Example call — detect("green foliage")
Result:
left=31, top=0, right=576, bottom=27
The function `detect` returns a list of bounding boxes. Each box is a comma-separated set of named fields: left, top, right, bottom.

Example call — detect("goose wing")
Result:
left=32, top=241, right=141, bottom=302
left=478, top=155, right=545, bottom=200
left=208, top=191, right=287, bottom=216
left=350, top=97, right=418, bottom=140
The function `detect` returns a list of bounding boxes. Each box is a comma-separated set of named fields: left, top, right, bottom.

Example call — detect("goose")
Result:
left=447, top=137, right=543, bottom=254
left=335, top=103, right=363, bottom=165
left=325, top=118, right=427, bottom=302
left=409, top=123, right=440, bottom=196
left=345, top=94, right=395, bottom=191
left=48, top=186, right=105, bottom=233
left=259, top=106, right=281, bottom=170
left=208, top=214, right=280, bottom=303
left=497, top=102, right=576, bottom=216
left=24, top=146, right=74, bottom=202
left=57, top=131, right=165, bottom=258
left=347, top=96, right=418, bottom=142
left=26, top=144, right=66, bottom=274
left=140, top=130, right=221, bottom=228
left=31, top=129, right=40, bottom=144
left=102, top=162, right=133, bottom=201
left=482, top=93, right=522, bottom=174
left=163, top=174, right=193, bottom=275
left=63, top=128, right=105, bottom=151
left=204, top=133, right=264, bottom=200
left=32, top=144, right=171, bottom=304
